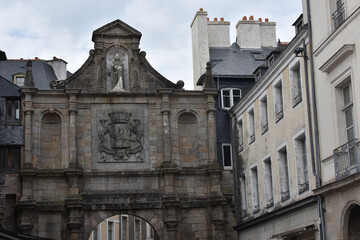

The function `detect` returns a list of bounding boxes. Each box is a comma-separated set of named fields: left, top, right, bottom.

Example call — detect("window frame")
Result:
left=220, top=88, right=241, bottom=110
left=294, top=131, right=309, bottom=194
left=120, top=215, right=128, bottom=240
left=263, top=157, right=274, bottom=208
left=277, top=144, right=290, bottom=202
left=5, top=98, right=21, bottom=125
left=250, top=165, right=260, bottom=213
left=247, top=108, right=255, bottom=144
left=273, top=79, right=284, bottom=123
left=237, top=118, right=244, bottom=152
left=0, top=146, right=21, bottom=172
left=12, top=73, right=25, bottom=87
left=260, top=95, right=269, bottom=134
left=290, top=61, right=303, bottom=108
left=239, top=174, right=248, bottom=217
left=107, top=221, right=114, bottom=240
left=222, top=143, right=233, bottom=170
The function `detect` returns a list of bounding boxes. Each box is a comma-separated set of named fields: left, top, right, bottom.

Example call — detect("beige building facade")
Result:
left=231, top=22, right=322, bottom=239
left=304, top=0, right=360, bottom=239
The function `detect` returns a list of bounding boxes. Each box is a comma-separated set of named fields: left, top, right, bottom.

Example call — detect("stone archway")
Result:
left=84, top=209, right=167, bottom=240
left=342, top=202, right=360, bottom=240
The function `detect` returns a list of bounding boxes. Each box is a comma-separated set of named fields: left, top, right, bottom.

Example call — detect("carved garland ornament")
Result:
left=97, top=111, right=143, bottom=161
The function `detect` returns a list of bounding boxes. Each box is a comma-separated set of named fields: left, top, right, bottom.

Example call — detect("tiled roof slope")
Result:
left=0, top=60, right=57, bottom=90
left=209, top=43, right=276, bottom=77
left=0, top=75, right=19, bottom=97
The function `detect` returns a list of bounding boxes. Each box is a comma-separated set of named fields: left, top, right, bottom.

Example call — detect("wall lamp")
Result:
left=294, top=47, right=308, bottom=60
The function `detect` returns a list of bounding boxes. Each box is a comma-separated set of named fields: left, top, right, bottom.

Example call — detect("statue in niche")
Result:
left=97, top=111, right=143, bottom=162
left=108, top=53, right=125, bottom=91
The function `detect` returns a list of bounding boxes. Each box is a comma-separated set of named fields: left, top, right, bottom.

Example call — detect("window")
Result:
left=92, top=226, right=99, bottom=240
left=255, top=70, right=262, bottom=82
left=268, top=55, right=275, bottom=67
left=121, top=215, right=128, bottom=240
left=251, top=52, right=265, bottom=61
left=295, top=134, right=309, bottom=193
left=291, top=63, right=302, bottom=107
left=134, top=218, right=141, bottom=240
left=274, top=81, right=284, bottom=122
left=6, top=99, right=20, bottom=124
left=248, top=109, right=255, bottom=144
left=250, top=166, right=260, bottom=213
left=108, top=221, right=114, bottom=240
left=278, top=146, right=290, bottom=201
left=237, top=120, right=244, bottom=152
left=239, top=175, right=248, bottom=217
left=260, top=96, right=268, bottom=134
left=342, top=83, right=354, bottom=142
left=0, top=147, right=20, bottom=172
left=332, top=0, right=345, bottom=30
left=263, top=158, right=274, bottom=208
left=146, top=222, right=155, bottom=240
left=221, top=88, right=241, bottom=109
left=222, top=144, right=233, bottom=169
left=13, top=74, right=25, bottom=87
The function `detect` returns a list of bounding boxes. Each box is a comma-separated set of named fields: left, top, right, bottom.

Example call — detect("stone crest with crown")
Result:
left=97, top=110, right=143, bottom=161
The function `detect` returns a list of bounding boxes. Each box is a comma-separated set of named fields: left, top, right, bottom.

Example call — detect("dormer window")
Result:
left=251, top=52, right=265, bottom=61
left=13, top=74, right=25, bottom=87
left=268, top=55, right=275, bottom=67
left=221, top=88, right=241, bottom=109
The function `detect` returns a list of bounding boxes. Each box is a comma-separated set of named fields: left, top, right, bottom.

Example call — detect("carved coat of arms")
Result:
left=97, top=111, right=143, bottom=161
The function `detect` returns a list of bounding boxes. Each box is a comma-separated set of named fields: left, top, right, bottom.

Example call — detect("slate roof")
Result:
left=0, top=60, right=58, bottom=90
left=0, top=75, right=20, bottom=97
left=209, top=43, right=276, bottom=78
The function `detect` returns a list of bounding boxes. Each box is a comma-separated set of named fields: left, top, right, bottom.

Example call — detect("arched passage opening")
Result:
left=87, top=213, right=159, bottom=240
left=346, top=204, right=360, bottom=240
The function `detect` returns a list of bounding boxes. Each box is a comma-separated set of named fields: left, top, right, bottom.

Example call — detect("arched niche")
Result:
left=177, top=111, right=200, bottom=168
left=40, top=112, right=62, bottom=169
left=342, top=202, right=360, bottom=240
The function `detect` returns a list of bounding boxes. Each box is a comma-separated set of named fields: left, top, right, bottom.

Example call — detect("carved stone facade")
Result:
left=16, top=20, right=235, bottom=239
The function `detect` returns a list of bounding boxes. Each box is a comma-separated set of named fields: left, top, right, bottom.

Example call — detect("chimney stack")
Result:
left=46, top=57, right=68, bottom=80
left=236, top=16, right=277, bottom=48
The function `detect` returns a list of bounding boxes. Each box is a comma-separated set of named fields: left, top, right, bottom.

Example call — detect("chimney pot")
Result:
left=214, top=17, right=218, bottom=21
left=199, top=8, right=203, bottom=11
left=258, top=18, right=262, bottom=22
left=35, top=57, right=39, bottom=60
left=265, top=18, right=269, bottom=22
left=20, top=58, right=23, bottom=60
left=220, top=17, right=224, bottom=21
left=207, top=17, right=209, bottom=21
left=242, top=16, right=247, bottom=21
left=53, top=56, right=57, bottom=60
left=249, top=16, right=254, bottom=20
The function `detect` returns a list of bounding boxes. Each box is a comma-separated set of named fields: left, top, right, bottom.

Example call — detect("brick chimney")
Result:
left=236, top=16, right=277, bottom=48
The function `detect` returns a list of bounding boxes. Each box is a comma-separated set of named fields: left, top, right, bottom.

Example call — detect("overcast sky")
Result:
left=0, top=0, right=302, bottom=90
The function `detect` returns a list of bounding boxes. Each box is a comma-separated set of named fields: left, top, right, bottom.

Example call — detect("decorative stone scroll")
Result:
left=97, top=111, right=143, bottom=162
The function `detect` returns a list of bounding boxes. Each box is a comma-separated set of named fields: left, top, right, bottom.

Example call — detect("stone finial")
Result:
left=24, top=60, right=35, bottom=88
left=203, top=61, right=215, bottom=89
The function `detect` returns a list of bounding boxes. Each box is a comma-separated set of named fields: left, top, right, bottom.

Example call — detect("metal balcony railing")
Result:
left=334, top=139, right=359, bottom=180
left=333, top=3, right=345, bottom=30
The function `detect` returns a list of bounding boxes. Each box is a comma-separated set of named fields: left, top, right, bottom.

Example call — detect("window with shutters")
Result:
left=250, top=166, right=260, bottom=213
left=274, top=81, right=284, bottom=123
left=237, top=119, right=244, bottom=152
left=239, top=174, right=248, bottom=217
left=248, top=109, right=255, bottom=144
left=295, top=133, right=309, bottom=193
left=260, top=95, right=269, bottom=134
left=278, top=146, right=290, bottom=201
left=263, top=158, right=274, bottom=208
left=290, top=62, right=302, bottom=107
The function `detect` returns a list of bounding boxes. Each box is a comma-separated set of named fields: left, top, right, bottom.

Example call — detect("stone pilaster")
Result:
left=65, top=198, right=83, bottom=240
left=66, top=89, right=81, bottom=169
left=21, top=88, right=36, bottom=169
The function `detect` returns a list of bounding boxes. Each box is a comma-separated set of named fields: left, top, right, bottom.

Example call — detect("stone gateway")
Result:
left=16, top=20, right=236, bottom=239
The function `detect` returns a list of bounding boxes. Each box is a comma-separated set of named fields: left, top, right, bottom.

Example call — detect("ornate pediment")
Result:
left=92, top=19, right=142, bottom=44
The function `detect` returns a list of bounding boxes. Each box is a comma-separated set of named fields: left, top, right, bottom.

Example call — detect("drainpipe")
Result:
left=306, top=0, right=327, bottom=239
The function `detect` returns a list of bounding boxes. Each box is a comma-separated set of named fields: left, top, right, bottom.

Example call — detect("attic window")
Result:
left=13, top=74, right=25, bottom=87
left=251, top=53, right=265, bottom=61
